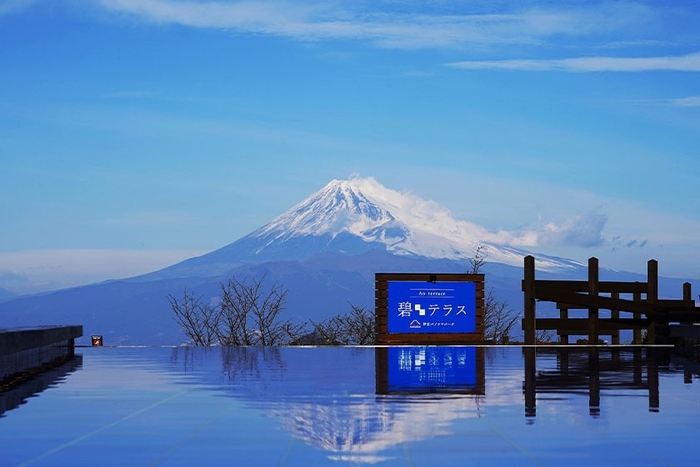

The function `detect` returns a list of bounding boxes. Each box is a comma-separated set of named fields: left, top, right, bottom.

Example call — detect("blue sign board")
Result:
left=387, top=346, right=477, bottom=393
left=387, top=281, right=476, bottom=334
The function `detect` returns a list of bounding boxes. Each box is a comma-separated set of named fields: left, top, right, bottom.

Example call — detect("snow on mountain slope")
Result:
left=139, top=177, right=581, bottom=281
left=251, top=177, right=577, bottom=271
left=256, top=178, right=397, bottom=240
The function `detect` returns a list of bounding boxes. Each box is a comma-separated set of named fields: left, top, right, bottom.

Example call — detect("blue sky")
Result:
left=2, top=0, right=700, bottom=293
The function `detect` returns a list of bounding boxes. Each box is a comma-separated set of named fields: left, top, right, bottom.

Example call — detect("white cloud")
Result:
left=601, top=39, right=674, bottom=49
left=0, top=0, right=34, bottom=15
left=447, top=52, right=700, bottom=72
left=473, top=210, right=609, bottom=251
left=101, top=0, right=311, bottom=30
left=411, top=170, right=700, bottom=277
left=526, top=203, right=700, bottom=278
left=539, top=211, right=607, bottom=248
left=105, top=211, right=201, bottom=227
left=669, top=96, right=700, bottom=107
left=101, top=90, right=156, bottom=99
left=96, top=0, right=654, bottom=49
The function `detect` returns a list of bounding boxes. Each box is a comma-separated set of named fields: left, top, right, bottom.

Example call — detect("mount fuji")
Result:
left=0, top=177, right=674, bottom=345
left=139, top=177, right=580, bottom=281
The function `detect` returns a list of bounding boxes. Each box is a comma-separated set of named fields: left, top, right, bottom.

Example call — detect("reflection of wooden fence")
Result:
left=523, top=348, right=660, bottom=418
left=522, top=256, right=698, bottom=345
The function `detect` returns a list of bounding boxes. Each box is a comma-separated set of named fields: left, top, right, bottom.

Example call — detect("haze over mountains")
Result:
left=0, top=178, right=688, bottom=345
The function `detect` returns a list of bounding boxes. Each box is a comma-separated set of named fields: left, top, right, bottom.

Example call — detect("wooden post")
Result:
left=647, top=349, right=659, bottom=412
left=524, top=347, right=536, bottom=418
left=523, top=255, right=536, bottom=345
left=633, top=291, right=642, bottom=344
left=559, top=307, right=569, bottom=344
left=647, top=259, right=658, bottom=344
left=611, top=292, right=620, bottom=345
left=588, top=257, right=599, bottom=345
left=589, top=348, right=600, bottom=417
left=682, top=282, right=693, bottom=325
left=633, top=348, right=643, bottom=384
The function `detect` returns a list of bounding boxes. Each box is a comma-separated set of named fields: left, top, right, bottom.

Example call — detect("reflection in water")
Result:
left=523, top=347, right=698, bottom=420
left=167, top=345, right=700, bottom=462
left=3, top=346, right=700, bottom=465
left=0, top=355, right=82, bottom=417
left=376, top=347, right=485, bottom=395
left=170, top=346, right=485, bottom=464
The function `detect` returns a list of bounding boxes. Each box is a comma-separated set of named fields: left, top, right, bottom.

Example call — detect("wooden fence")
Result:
left=522, top=256, right=698, bottom=345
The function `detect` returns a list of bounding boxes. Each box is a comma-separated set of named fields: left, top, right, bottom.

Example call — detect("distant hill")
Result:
left=0, top=286, right=16, bottom=302
left=0, top=178, right=693, bottom=345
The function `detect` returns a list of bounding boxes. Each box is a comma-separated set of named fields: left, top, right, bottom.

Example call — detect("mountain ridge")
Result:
left=0, top=286, right=16, bottom=302
left=1, top=177, right=688, bottom=345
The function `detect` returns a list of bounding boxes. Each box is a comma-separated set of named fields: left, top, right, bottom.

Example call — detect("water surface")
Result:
left=0, top=346, right=698, bottom=466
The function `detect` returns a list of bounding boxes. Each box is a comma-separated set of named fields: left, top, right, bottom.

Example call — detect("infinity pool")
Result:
left=1, top=346, right=698, bottom=466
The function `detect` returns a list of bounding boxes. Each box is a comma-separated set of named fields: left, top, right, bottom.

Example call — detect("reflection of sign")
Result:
left=387, top=281, right=476, bottom=334
left=387, top=347, right=477, bottom=393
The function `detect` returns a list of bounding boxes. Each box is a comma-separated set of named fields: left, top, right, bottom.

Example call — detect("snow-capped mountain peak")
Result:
left=258, top=178, right=397, bottom=240
left=145, top=176, right=581, bottom=280
left=250, top=177, right=574, bottom=270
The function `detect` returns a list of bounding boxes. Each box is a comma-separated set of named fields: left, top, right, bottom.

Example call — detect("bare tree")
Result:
left=307, top=318, right=345, bottom=345
left=342, top=304, right=375, bottom=345
left=218, top=275, right=304, bottom=346
left=168, top=289, right=219, bottom=346
left=467, top=245, right=488, bottom=275
left=467, top=245, right=521, bottom=344
left=310, top=303, right=375, bottom=345
left=536, top=329, right=556, bottom=344
left=218, top=278, right=253, bottom=346
left=170, top=275, right=304, bottom=346
left=482, top=288, right=520, bottom=344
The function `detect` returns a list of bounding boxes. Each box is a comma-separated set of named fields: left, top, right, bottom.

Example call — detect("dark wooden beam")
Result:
left=535, top=318, right=650, bottom=332
left=524, top=255, right=536, bottom=345
left=588, top=257, right=599, bottom=344
left=530, top=280, right=649, bottom=295
left=537, top=289, right=654, bottom=314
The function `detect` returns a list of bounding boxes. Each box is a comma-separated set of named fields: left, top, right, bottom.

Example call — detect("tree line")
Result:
left=168, top=275, right=375, bottom=346
left=169, top=247, right=540, bottom=346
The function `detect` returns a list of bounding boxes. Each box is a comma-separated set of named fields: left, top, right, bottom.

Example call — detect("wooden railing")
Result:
left=522, top=256, right=696, bottom=345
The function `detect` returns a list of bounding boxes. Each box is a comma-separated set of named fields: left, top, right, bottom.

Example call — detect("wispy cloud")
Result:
left=401, top=70, right=436, bottom=78
left=0, top=0, right=35, bottom=16
left=97, top=0, right=654, bottom=49
left=668, top=96, right=700, bottom=107
left=623, top=239, right=648, bottom=248
left=601, top=39, right=675, bottom=49
left=488, top=210, right=610, bottom=250
left=539, top=211, right=608, bottom=248
left=447, top=52, right=700, bottom=72
left=444, top=210, right=611, bottom=251
left=101, top=90, right=156, bottom=99
left=105, top=210, right=201, bottom=227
